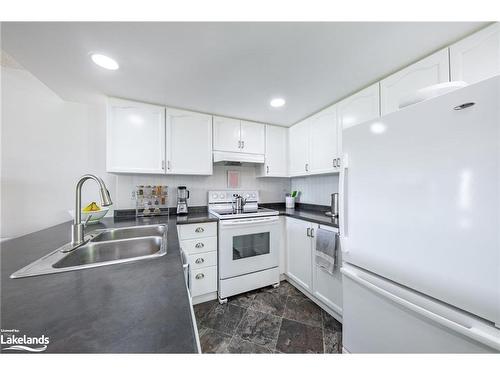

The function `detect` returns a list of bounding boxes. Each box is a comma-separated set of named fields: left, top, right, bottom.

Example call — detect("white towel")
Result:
left=315, top=228, right=337, bottom=275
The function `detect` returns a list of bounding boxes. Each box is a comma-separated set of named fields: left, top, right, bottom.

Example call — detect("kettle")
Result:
left=232, top=194, right=247, bottom=212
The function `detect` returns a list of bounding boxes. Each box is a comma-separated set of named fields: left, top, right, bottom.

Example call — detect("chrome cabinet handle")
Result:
left=337, top=158, right=341, bottom=167
left=167, top=160, right=171, bottom=170
left=305, top=163, right=309, bottom=172
left=310, top=228, right=315, bottom=238
left=195, top=242, right=204, bottom=248
left=161, top=160, right=165, bottom=170
left=266, top=165, right=269, bottom=174
left=195, top=258, right=204, bottom=264
left=195, top=227, right=204, bottom=233
left=333, top=159, right=337, bottom=168
left=238, top=140, right=242, bottom=148
left=195, top=273, right=205, bottom=280
left=306, top=228, right=311, bottom=237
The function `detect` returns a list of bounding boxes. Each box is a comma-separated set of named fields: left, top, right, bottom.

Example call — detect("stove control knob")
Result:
left=245, top=194, right=250, bottom=198
left=219, top=193, right=225, bottom=199
left=251, top=193, right=256, bottom=198
left=212, top=193, right=218, bottom=199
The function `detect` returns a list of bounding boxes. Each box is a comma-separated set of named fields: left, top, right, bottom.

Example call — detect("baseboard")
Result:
left=192, top=292, right=218, bottom=305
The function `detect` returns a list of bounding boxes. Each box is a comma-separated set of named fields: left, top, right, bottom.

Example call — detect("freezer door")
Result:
left=341, top=264, right=500, bottom=353
left=340, top=76, right=500, bottom=326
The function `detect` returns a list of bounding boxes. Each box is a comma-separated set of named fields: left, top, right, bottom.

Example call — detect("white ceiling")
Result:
left=1, top=22, right=487, bottom=126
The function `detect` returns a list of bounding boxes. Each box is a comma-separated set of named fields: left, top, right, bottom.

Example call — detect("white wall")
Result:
left=114, top=165, right=291, bottom=209
left=1, top=53, right=114, bottom=239
left=290, top=174, right=338, bottom=206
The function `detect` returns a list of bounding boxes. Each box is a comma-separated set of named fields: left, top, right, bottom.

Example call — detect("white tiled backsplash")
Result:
left=290, top=174, right=339, bottom=206
left=113, top=165, right=291, bottom=209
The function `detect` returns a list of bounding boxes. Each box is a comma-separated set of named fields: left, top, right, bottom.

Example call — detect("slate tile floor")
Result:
left=194, top=280, right=343, bottom=354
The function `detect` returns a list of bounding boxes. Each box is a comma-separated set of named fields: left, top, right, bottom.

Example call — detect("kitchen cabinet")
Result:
left=337, top=83, right=380, bottom=130
left=213, top=116, right=241, bottom=153
left=286, top=217, right=343, bottom=317
left=213, top=116, right=265, bottom=154
left=380, top=48, right=450, bottom=115
left=288, top=119, right=310, bottom=176
left=288, top=105, right=340, bottom=177
left=178, top=222, right=218, bottom=301
left=166, top=109, right=213, bottom=175
left=309, top=104, right=339, bottom=175
left=106, top=98, right=166, bottom=174
left=312, top=225, right=342, bottom=316
left=286, top=217, right=314, bottom=292
left=450, top=23, right=500, bottom=85
left=259, top=124, right=288, bottom=177
left=240, top=120, right=265, bottom=154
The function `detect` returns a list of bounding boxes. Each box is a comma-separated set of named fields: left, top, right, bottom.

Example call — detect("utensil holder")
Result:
left=285, top=196, right=295, bottom=209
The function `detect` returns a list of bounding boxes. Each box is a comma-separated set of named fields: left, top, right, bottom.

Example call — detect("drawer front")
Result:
left=181, top=236, right=217, bottom=255
left=188, top=251, right=217, bottom=270
left=191, top=266, right=217, bottom=297
left=177, top=222, right=217, bottom=240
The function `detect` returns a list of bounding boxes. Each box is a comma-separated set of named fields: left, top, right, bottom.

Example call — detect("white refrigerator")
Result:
left=339, top=75, right=500, bottom=353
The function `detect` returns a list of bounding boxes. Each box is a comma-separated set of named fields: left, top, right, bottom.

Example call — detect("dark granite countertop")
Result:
left=0, top=212, right=217, bottom=353
left=261, top=203, right=339, bottom=228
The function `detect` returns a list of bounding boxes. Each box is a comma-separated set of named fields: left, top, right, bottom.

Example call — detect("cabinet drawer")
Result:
left=177, top=222, right=217, bottom=240
left=188, top=251, right=217, bottom=270
left=191, top=266, right=217, bottom=297
left=180, top=236, right=217, bottom=255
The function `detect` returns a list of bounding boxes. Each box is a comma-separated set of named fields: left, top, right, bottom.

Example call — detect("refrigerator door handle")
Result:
left=341, top=266, right=500, bottom=351
left=339, top=153, right=349, bottom=251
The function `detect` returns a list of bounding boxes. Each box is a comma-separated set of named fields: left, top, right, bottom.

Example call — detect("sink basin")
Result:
left=90, top=225, right=166, bottom=242
left=10, top=224, right=167, bottom=279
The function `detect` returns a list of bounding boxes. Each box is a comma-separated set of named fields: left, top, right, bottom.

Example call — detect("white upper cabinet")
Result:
left=106, top=98, right=166, bottom=174
left=309, top=104, right=339, bottom=175
left=166, top=109, right=213, bottom=175
left=288, top=119, right=310, bottom=176
left=380, top=48, right=450, bottom=116
left=240, top=120, right=265, bottom=154
left=213, top=116, right=241, bottom=153
left=337, top=83, right=380, bottom=130
left=213, top=116, right=265, bottom=154
left=288, top=105, right=341, bottom=177
left=261, top=124, right=288, bottom=177
left=450, top=23, right=500, bottom=85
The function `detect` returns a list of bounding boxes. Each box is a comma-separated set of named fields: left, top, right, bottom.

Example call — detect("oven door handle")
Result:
left=219, top=216, right=280, bottom=226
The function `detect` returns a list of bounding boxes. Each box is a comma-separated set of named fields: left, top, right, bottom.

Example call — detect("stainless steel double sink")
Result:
left=11, top=224, right=167, bottom=279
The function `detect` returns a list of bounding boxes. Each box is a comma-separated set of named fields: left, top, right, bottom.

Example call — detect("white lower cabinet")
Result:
left=286, top=217, right=313, bottom=292
left=286, top=217, right=342, bottom=317
left=177, top=222, right=218, bottom=299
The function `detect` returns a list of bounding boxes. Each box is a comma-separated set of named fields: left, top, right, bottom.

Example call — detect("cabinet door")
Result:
left=240, top=120, right=265, bottom=154
left=106, top=98, right=166, bottom=174
left=264, top=125, right=288, bottom=177
left=166, top=109, right=213, bottom=175
left=380, top=48, right=449, bottom=116
left=450, top=23, right=500, bottom=85
left=288, top=119, right=310, bottom=176
left=337, top=83, right=380, bottom=130
left=309, top=104, right=339, bottom=175
left=312, top=224, right=343, bottom=316
left=213, top=116, right=241, bottom=152
left=286, top=218, right=313, bottom=292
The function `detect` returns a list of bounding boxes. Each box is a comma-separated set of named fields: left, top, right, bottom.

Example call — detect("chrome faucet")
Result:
left=71, top=174, right=113, bottom=246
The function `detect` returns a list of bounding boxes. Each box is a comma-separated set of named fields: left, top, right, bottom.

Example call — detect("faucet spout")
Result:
left=71, top=174, right=112, bottom=246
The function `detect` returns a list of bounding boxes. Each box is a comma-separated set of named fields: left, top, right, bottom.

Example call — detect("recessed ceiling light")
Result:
left=270, top=98, right=286, bottom=108
left=90, top=53, right=119, bottom=70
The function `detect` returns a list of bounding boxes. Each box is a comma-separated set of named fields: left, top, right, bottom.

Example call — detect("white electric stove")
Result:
left=208, top=190, right=280, bottom=303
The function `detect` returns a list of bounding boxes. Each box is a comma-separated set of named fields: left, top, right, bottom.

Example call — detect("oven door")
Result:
left=219, top=216, right=280, bottom=279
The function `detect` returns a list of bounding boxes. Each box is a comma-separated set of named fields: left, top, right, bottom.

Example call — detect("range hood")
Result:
left=213, top=151, right=265, bottom=165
